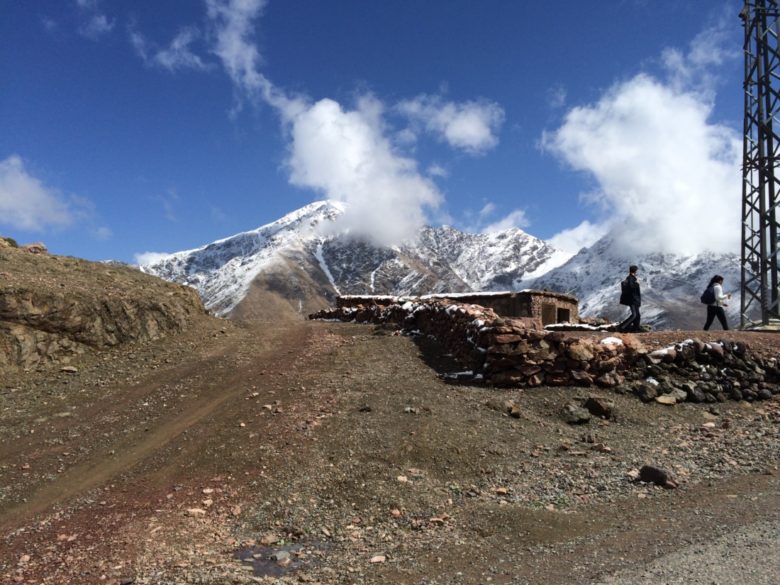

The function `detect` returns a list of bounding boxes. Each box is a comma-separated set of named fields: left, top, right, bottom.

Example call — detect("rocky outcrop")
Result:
left=311, top=299, right=780, bottom=402
left=0, top=247, right=207, bottom=371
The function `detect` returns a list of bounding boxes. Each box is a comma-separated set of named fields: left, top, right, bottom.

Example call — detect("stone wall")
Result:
left=337, top=290, right=578, bottom=329
left=310, top=299, right=780, bottom=403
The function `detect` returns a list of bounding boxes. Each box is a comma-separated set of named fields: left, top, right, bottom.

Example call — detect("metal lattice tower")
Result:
left=741, top=0, right=780, bottom=327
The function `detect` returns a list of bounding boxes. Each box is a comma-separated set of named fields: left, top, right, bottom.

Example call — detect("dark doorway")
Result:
left=541, top=304, right=556, bottom=326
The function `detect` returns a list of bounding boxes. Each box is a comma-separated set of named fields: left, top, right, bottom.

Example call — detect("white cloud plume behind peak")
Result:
left=547, top=220, right=609, bottom=255
left=543, top=23, right=741, bottom=257
left=124, top=1, right=506, bottom=246
left=201, top=1, right=468, bottom=245
left=481, top=209, right=529, bottom=234
left=397, top=95, right=505, bottom=154
left=286, top=97, right=443, bottom=246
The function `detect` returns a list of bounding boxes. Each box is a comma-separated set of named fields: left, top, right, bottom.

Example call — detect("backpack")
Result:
left=619, top=278, right=632, bottom=305
left=700, top=285, right=716, bottom=305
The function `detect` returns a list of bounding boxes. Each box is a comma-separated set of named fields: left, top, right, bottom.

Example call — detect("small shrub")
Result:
left=1, top=236, right=18, bottom=248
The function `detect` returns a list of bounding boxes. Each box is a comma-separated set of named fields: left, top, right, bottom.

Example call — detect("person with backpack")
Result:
left=702, top=275, right=731, bottom=330
left=618, top=265, right=642, bottom=332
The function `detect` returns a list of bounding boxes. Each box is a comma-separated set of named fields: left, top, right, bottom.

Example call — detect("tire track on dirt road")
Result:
left=0, top=322, right=311, bottom=533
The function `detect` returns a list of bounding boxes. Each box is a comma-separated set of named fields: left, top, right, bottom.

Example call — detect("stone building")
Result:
left=336, top=289, right=579, bottom=329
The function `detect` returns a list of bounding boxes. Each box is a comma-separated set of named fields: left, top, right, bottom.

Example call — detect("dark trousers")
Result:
left=619, top=304, right=641, bottom=332
left=704, top=305, right=728, bottom=330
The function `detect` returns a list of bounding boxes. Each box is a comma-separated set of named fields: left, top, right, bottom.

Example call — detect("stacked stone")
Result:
left=404, top=301, right=501, bottom=369
left=629, top=339, right=779, bottom=403
left=479, top=326, right=633, bottom=388
left=312, top=299, right=499, bottom=369
left=310, top=302, right=780, bottom=399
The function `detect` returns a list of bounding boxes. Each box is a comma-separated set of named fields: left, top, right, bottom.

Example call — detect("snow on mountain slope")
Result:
left=139, top=200, right=562, bottom=318
left=412, top=225, right=559, bottom=290
left=139, top=200, right=744, bottom=329
left=526, top=236, right=742, bottom=330
left=139, top=200, right=345, bottom=315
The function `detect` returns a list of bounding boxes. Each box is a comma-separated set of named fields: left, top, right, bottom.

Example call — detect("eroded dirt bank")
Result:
left=1, top=321, right=780, bottom=584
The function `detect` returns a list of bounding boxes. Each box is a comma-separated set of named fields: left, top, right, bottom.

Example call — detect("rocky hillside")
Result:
left=0, top=239, right=207, bottom=371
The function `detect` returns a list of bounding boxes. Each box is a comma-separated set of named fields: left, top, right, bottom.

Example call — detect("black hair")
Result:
left=629, top=265, right=638, bottom=274
left=708, top=275, right=724, bottom=287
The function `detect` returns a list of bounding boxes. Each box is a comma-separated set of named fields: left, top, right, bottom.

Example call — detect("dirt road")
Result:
left=2, top=320, right=779, bottom=584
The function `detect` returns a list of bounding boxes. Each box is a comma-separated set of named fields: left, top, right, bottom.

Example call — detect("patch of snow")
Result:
left=315, top=241, right=340, bottom=295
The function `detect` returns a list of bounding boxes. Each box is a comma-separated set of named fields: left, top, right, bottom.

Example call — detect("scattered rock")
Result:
left=634, top=384, right=658, bottom=403
left=583, top=396, right=615, bottom=419
left=655, top=395, right=677, bottom=405
left=562, top=402, right=591, bottom=425
left=638, top=465, right=678, bottom=489
left=271, top=551, right=290, bottom=562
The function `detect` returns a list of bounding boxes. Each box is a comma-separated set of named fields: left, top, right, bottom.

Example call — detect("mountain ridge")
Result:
left=140, top=200, right=740, bottom=329
left=139, top=200, right=564, bottom=320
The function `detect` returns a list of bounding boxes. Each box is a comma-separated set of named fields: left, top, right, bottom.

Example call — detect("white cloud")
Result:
left=427, top=164, right=448, bottom=178
left=547, top=84, right=567, bottom=109
left=286, top=96, right=443, bottom=245
left=462, top=202, right=529, bottom=234
left=395, top=127, right=417, bottom=147
left=82, top=14, right=114, bottom=38
left=397, top=95, right=505, bottom=154
left=543, top=26, right=741, bottom=257
left=76, top=0, right=114, bottom=40
left=134, top=251, right=170, bottom=266
left=153, top=189, right=180, bottom=222
left=662, top=20, right=735, bottom=95
left=481, top=209, right=529, bottom=233
left=95, top=226, right=112, bottom=240
left=478, top=202, right=496, bottom=219
left=547, top=220, right=609, bottom=254
left=130, top=30, right=150, bottom=60
left=0, top=155, right=78, bottom=231
left=41, top=17, right=58, bottom=32
left=131, top=27, right=210, bottom=72
left=202, top=1, right=446, bottom=245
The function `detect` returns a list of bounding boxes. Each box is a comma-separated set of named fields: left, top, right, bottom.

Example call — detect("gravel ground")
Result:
left=596, top=519, right=780, bottom=585
left=2, top=321, right=780, bottom=584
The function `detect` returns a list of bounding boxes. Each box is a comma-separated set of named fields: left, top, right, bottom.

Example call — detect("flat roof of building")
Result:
left=338, top=289, right=578, bottom=303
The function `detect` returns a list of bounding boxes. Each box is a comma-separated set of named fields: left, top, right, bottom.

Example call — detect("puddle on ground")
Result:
left=235, top=541, right=328, bottom=577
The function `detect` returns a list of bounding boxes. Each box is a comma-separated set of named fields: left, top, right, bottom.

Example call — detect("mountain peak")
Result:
left=141, top=201, right=561, bottom=319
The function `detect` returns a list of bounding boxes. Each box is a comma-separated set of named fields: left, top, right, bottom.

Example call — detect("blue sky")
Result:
left=1, top=0, right=743, bottom=263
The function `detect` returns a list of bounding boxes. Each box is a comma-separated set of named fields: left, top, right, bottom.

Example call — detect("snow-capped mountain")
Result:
left=526, top=235, right=742, bottom=330
left=139, top=200, right=562, bottom=320
left=140, top=200, right=742, bottom=329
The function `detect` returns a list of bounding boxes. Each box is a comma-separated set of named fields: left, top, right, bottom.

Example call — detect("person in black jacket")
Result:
left=618, top=265, right=641, bottom=332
